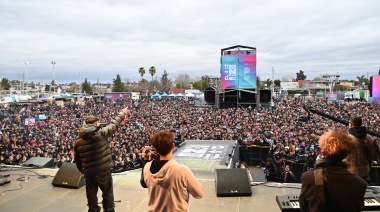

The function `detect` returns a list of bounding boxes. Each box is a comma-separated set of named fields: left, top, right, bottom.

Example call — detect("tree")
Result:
left=281, top=75, right=293, bottom=82
left=148, top=66, right=156, bottom=94
left=355, top=75, right=369, bottom=88
left=112, top=74, right=125, bottom=92
left=82, top=78, right=92, bottom=94
left=149, top=66, right=156, bottom=82
left=256, top=75, right=262, bottom=89
left=333, top=84, right=348, bottom=91
left=175, top=73, right=191, bottom=89
left=138, top=78, right=149, bottom=95
left=264, top=78, right=272, bottom=88
left=1, top=78, right=11, bottom=90
left=296, top=70, right=307, bottom=80
left=192, top=75, right=211, bottom=91
left=159, top=70, right=172, bottom=92
left=138, top=67, right=146, bottom=79
left=274, top=79, right=281, bottom=87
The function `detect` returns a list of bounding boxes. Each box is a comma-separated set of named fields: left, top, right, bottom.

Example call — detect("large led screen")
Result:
left=220, top=51, right=256, bottom=89
left=372, top=75, right=380, bottom=98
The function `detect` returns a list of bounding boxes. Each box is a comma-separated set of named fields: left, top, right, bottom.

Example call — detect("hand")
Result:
left=122, top=108, right=130, bottom=116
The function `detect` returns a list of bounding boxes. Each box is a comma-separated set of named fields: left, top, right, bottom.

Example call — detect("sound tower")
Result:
left=23, top=157, right=54, bottom=168
left=214, top=169, right=252, bottom=197
left=204, top=87, right=216, bottom=104
left=52, top=162, right=85, bottom=189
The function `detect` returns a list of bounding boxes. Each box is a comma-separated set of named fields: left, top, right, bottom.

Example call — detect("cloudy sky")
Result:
left=1, top=0, right=380, bottom=84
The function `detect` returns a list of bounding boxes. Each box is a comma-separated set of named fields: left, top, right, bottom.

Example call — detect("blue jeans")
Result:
left=85, top=170, right=115, bottom=212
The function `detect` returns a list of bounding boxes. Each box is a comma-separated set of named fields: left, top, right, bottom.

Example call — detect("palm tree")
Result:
left=149, top=66, right=156, bottom=82
left=138, top=67, right=145, bottom=79
left=356, top=75, right=366, bottom=89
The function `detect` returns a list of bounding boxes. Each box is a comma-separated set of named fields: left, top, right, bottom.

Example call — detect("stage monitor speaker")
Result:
left=23, top=157, right=54, bottom=168
left=52, top=162, right=85, bottom=189
left=215, top=169, right=252, bottom=197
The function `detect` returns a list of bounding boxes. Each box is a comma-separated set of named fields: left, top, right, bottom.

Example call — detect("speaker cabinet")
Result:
left=23, top=157, right=54, bottom=168
left=52, top=162, right=85, bottom=189
left=215, top=169, right=252, bottom=197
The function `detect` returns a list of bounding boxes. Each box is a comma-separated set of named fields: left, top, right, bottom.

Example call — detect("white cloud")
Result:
left=1, top=0, right=380, bottom=84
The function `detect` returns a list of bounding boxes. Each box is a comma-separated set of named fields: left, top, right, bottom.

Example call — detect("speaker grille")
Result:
left=215, top=169, right=252, bottom=197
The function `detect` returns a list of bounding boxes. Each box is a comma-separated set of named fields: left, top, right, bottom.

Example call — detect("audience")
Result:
left=0, top=96, right=379, bottom=178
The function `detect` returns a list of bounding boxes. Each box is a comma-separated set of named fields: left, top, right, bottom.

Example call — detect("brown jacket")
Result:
left=299, top=159, right=367, bottom=212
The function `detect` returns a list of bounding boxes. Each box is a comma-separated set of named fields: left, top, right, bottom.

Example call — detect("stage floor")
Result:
left=1, top=141, right=377, bottom=212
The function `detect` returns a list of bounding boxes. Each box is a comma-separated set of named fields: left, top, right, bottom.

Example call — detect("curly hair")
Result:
left=318, top=129, right=357, bottom=161
left=151, top=131, right=175, bottom=156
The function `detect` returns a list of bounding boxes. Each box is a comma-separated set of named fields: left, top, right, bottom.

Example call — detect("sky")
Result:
left=1, top=0, right=380, bottom=84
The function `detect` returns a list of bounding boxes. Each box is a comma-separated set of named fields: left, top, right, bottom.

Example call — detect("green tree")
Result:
left=296, top=70, right=307, bottom=80
left=1, top=78, right=11, bottom=90
left=333, top=84, right=348, bottom=91
left=138, top=67, right=146, bottom=79
left=82, top=78, right=92, bottom=94
left=192, top=75, right=210, bottom=91
left=265, top=78, right=272, bottom=88
left=112, top=74, right=125, bottom=92
left=355, top=75, right=369, bottom=88
left=274, top=79, right=281, bottom=87
left=148, top=66, right=156, bottom=94
left=159, top=70, right=172, bottom=92
left=149, top=66, right=156, bottom=82
left=192, top=81, right=203, bottom=90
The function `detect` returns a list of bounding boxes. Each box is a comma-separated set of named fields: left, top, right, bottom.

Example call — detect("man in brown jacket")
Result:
left=299, top=129, right=367, bottom=212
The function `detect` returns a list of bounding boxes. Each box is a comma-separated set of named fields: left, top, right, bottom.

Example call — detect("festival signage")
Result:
left=220, top=50, right=256, bottom=89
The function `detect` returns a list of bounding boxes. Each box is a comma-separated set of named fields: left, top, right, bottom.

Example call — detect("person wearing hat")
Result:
left=74, top=107, right=129, bottom=212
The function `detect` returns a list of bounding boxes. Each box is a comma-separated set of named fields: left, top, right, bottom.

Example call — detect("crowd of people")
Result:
left=0, top=96, right=379, bottom=178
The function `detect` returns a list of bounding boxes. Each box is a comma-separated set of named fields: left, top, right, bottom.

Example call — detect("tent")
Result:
left=151, top=93, right=161, bottom=99
left=185, top=93, right=195, bottom=97
left=161, top=92, right=168, bottom=98
left=168, top=93, right=177, bottom=99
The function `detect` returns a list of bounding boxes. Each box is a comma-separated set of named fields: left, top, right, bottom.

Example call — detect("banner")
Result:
left=220, top=52, right=256, bottom=89
left=25, top=118, right=36, bottom=126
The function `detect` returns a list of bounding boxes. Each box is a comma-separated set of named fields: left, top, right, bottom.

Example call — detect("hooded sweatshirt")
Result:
left=143, top=159, right=204, bottom=212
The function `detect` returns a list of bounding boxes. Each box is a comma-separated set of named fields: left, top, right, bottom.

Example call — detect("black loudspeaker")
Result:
left=52, top=162, right=85, bottom=189
left=23, top=157, right=54, bottom=168
left=215, top=169, right=252, bottom=197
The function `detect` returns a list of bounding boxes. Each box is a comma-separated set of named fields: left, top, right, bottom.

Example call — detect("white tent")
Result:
left=185, top=93, right=195, bottom=97
left=176, top=93, right=184, bottom=97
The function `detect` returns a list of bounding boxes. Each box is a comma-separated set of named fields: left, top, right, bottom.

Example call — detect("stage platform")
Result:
left=1, top=140, right=379, bottom=212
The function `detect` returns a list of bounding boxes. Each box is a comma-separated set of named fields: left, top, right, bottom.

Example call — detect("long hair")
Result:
left=318, top=129, right=357, bottom=161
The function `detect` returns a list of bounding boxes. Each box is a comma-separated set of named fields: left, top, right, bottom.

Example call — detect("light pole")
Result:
left=24, top=62, right=29, bottom=95
left=51, top=61, right=56, bottom=96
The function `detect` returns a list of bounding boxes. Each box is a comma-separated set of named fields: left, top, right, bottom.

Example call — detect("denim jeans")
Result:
left=85, top=170, right=115, bottom=212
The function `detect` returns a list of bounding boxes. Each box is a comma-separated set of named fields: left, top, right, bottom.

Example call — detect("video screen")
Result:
left=372, top=75, right=380, bottom=98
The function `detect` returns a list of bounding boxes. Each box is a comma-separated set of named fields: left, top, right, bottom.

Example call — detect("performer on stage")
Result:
left=299, top=129, right=367, bottom=212
left=74, top=108, right=129, bottom=212
left=344, top=115, right=380, bottom=179
left=141, top=131, right=203, bottom=212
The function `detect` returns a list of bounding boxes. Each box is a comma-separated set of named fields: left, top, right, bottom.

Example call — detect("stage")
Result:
left=1, top=140, right=379, bottom=212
